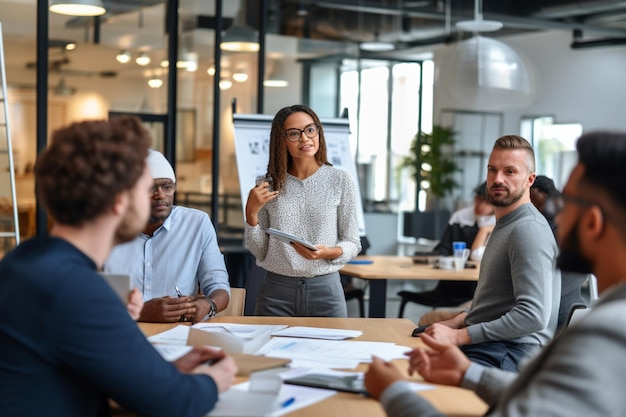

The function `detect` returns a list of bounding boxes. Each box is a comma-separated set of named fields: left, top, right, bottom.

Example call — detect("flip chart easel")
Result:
left=232, top=113, right=366, bottom=235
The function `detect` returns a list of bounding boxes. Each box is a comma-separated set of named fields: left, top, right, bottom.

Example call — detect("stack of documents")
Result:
left=271, top=326, right=362, bottom=340
left=148, top=324, right=410, bottom=369
left=189, top=323, right=288, bottom=354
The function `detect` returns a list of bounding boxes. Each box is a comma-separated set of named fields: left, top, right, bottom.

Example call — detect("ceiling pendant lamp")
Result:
left=455, top=0, right=502, bottom=33
left=220, top=2, right=259, bottom=52
left=358, top=0, right=395, bottom=52
left=49, top=0, right=106, bottom=17
left=263, top=61, right=288, bottom=87
left=360, top=32, right=395, bottom=52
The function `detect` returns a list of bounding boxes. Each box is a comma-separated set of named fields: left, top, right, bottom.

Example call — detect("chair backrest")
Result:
left=434, top=280, right=477, bottom=297
left=565, top=303, right=590, bottom=328
left=245, top=264, right=267, bottom=315
left=216, top=287, right=246, bottom=317
left=588, top=274, right=599, bottom=302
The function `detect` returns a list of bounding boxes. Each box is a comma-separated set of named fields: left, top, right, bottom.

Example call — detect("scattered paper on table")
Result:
left=152, top=344, right=193, bottom=361
left=208, top=381, right=337, bottom=417
left=257, top=337, right=411, bottom=368
left=271, top=326, right=363, bottom=340
left=147, top=324, right=189, bottom=345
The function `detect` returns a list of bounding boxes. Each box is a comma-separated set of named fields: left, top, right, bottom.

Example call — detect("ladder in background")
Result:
left=0, top=21, right=21, bottom=256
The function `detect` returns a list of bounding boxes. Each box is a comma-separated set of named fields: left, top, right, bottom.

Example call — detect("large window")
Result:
left=521, top=116, right=582, bottom=189
left=338, top=59, right=434, bottom=212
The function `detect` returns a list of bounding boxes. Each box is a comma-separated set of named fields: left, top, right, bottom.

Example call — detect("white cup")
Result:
left=453, top=256, right=465, bottom=271
left=438, top=256, right=455, bottom=270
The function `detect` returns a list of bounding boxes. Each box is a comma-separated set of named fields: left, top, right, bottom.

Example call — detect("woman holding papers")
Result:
left=245, top=104, right=361, bottom=317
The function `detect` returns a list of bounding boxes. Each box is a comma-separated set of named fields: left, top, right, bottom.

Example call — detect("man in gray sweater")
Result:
left=365, top=130, right=626, bottom=417
left=415, top=135, right=560, bottom=371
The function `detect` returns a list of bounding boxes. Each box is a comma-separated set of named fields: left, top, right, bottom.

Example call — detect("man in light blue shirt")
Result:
left=105, top=150, right=230, bottom=322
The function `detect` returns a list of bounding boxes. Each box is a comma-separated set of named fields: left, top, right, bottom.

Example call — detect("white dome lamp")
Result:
left=437, top=0, right=532, bottom=110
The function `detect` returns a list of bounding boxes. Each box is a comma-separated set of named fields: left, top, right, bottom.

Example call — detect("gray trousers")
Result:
left=255, top=271, right=347, bottom=317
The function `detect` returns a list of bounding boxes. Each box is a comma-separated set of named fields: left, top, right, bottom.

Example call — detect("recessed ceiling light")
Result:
left=148, top=78, right=163, bottom=88
left=116, top=50, right=131, bottom=64
left=360, top=40, right=395, bottom=52
left=135, top=53, right=151, bottom=66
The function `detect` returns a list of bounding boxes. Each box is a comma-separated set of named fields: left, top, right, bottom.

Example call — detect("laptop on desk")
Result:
left=412, top=251, right=439, bottom=264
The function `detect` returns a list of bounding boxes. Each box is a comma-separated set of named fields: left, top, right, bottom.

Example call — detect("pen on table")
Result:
left=280, top=397, right=295, bottom=408
left=175, top=286, right=183, bottom=298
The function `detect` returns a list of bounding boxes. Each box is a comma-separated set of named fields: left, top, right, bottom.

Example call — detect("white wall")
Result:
left=433, top=30, right=626, bottom=135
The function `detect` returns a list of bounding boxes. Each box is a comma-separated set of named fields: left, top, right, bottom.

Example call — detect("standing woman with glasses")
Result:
left=245, top=105, right=361, bottom=317
left=105, top=149, right=231, bottom=322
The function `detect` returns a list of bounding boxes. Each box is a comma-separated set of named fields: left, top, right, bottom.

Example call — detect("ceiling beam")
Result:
left=313, top=0, right=626, bottom=36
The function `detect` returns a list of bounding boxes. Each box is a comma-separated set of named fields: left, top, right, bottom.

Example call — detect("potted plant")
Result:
left=401, top=125, right=460, bottom=207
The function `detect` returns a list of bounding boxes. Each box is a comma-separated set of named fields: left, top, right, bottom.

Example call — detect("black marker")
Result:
left=411, top=324, right=431, bottom=337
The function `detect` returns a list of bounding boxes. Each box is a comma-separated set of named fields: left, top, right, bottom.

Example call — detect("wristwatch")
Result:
left=202, top=297, right=217, bottom=321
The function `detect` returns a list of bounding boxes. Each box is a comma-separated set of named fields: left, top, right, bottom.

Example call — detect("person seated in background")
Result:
left=0, top=117, right=236, bottom=417
left=105, top=150, right=231, bottom=323
left=364, top=130, right=626, bottom=417
left=411, top=181, right=494, bottom=325
left=530, top=174, right=558, bottom=229
left=430, top=180, right=495, bottom=261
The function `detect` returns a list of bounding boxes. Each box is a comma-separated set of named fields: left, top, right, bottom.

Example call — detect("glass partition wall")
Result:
left=0, top=0, right=433, bottom=241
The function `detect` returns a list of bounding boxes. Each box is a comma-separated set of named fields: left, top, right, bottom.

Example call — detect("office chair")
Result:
left=564, top=303, right=590, bottom=328
left=342, top=236, right=370, bottom=318
left=397, top=221, right=478, bottom=318
left=216, top=288, right=246, bottom=317
left=397, top=280, right=477, bottom=318
left=342, top=280, right=366, bottom=318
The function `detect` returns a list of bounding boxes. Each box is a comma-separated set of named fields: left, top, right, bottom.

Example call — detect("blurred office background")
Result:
left=1, top=0, right=626, bottom=267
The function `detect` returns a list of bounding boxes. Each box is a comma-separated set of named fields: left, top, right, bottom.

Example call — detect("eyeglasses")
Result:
left=151, top=183, right=176, bottom=195
left=284, top=123, right=319, bottom=142
left=545, top=192, right=594, bottom=217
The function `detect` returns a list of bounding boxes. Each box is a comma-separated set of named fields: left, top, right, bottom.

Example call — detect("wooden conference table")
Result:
left=140, top=316, right=487, bottom=417
left=340, top=256, right=480, bottom=318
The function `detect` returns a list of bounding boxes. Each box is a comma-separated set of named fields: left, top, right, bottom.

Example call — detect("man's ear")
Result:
left=582, top=206, right=604, bottom=239
left=112, top=191, right=129, bottom=216
left=527, top=172, right=537, bottom=188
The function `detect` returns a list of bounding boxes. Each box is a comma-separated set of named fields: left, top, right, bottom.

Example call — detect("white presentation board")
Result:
left=232, top=113, right=366, bottom=235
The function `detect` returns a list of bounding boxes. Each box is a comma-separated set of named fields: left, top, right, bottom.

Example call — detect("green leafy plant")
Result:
left=402, top=125, right=460, bottom=198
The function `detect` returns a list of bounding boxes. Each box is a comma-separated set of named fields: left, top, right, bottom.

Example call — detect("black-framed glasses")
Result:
left=284, top=123, right=319, bottom=142
left=151, top=183, right=176, bottom=195
left=545, top=192, right=594, bottom=217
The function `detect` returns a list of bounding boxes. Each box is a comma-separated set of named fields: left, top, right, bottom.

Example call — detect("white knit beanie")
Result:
left=147, top=149, right=176, bottom=183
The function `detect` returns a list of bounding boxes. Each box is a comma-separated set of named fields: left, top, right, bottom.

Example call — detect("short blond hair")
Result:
left=493, top=135, right=535, bottom=173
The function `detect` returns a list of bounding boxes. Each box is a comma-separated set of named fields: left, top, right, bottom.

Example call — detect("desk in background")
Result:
left=340, top=256, right=479, bottom=318
left=178, top=191, right=242, bottom=229
left=139, top=316, right=487, bottom=417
